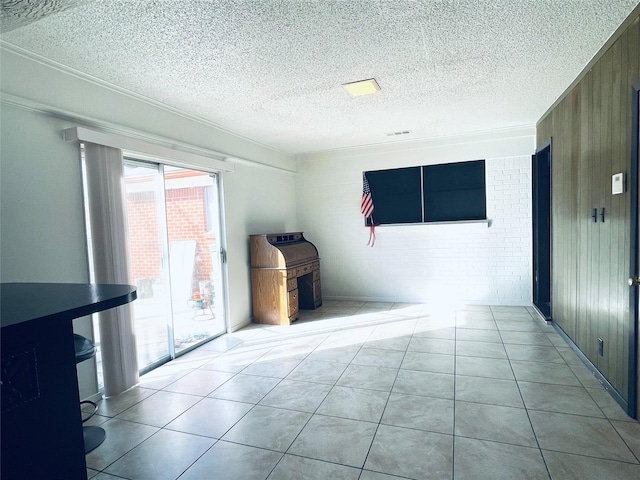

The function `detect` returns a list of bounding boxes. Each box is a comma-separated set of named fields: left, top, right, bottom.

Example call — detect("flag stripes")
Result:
left=361, top=173, right=374, bottom=218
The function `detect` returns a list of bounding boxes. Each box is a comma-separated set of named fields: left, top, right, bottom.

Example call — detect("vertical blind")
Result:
left=82, top=143, right=139, bottom=397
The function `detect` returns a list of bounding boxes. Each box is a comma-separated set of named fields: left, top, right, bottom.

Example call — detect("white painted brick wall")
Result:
left=296, top=147, right=533, bottom=306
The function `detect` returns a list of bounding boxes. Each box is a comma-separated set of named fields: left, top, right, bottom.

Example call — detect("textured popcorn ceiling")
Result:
left=2, top=0, right=639, bottom=154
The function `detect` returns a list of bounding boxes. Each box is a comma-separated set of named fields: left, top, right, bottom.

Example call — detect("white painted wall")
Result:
left=1, top=48, right=296, bottom=397
left=222, top=163, right=297, bottom=331
left=295, top=129, right=536, bottom=306
left=0, top=104, right=99, bottom=399
left=1, top=105, right=89, bottom=283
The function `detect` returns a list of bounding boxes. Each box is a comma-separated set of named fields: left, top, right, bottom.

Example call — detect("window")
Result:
left=365, top=159, right=486, bottom=225
left=422, top=160, right=486, bottom=222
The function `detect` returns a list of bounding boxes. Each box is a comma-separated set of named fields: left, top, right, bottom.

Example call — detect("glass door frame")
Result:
left=123, top=158, right=174, bottom=375
left=123, top=156, right=230, bottom=372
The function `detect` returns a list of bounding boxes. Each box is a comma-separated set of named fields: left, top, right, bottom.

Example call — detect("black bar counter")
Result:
left=1, top=283, right=137, bottom=480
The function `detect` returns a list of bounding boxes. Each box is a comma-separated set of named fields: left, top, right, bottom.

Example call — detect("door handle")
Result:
left=600, top=207, right=605, bottom=223
left=592, top=208, right=598, bottom=222
left=629, top=276, right=640, bottom=286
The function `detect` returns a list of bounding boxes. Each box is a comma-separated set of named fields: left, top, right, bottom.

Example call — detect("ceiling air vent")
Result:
left=385, top=130, right=412, bottom=137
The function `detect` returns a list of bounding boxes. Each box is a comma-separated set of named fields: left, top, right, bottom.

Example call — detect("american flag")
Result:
left=361, top=173, right=374, bottom=218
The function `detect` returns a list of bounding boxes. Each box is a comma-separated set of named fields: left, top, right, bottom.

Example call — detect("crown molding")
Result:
left=0, top=41, right=291, bottom=159
left=296, top=124, right=536, bottom=161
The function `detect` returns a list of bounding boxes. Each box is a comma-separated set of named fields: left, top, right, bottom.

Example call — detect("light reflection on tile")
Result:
left=86, top=301, right=639, bottom=480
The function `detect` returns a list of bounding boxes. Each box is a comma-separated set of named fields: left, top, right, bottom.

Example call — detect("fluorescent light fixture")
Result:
left=342, top=78, right=380, bottom=97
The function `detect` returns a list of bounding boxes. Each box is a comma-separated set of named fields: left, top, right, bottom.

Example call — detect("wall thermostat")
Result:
left=612, top=173, right=626, bottom=195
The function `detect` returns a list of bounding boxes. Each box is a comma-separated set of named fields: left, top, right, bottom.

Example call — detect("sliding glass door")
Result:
left=123, top=162, right=171, bottom=369
left=123, top=160, right=227, bottom=372
left=162, top=165, right=226, bottom=354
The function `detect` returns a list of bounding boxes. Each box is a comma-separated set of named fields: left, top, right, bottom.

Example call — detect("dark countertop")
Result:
left=1, top=282, right=137, bottom=328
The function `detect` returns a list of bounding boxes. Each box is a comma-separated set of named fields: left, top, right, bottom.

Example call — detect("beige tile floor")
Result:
left=85, top=301, right=640, bottom=480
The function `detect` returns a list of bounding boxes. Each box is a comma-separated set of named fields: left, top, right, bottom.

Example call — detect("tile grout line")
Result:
left=356, top=314, right=422, bottom=475
left=452, top=310, right=458, bottom=480
left=492, top=305, right=554, bottom=479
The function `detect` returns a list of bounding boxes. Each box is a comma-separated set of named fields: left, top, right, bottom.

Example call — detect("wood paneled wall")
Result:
left=537, top=12, right=639, bottom=415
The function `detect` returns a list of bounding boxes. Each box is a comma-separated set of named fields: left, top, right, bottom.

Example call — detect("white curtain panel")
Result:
left=83, top=143, right=139, bottom=396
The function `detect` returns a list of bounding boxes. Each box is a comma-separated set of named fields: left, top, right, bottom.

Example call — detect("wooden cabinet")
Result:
left=250, top=233, right=322, bottom=325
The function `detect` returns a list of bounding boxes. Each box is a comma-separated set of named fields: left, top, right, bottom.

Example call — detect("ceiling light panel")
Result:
left=342, top=78, right=381, bottom=97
